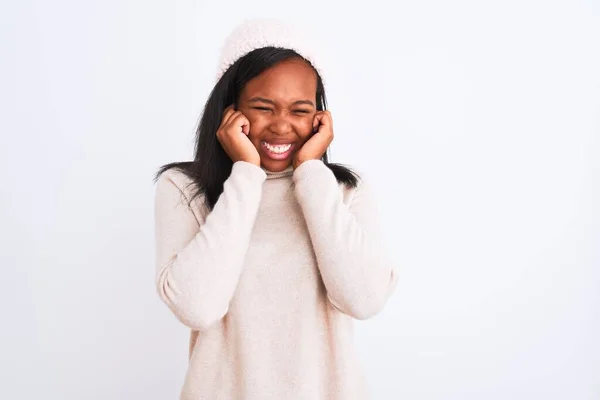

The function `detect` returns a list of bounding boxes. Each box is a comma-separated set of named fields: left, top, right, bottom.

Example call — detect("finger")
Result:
left=223, top=104, right=235, bottom=120
left=230, top=113, right=251, bottom=135
left=221, top=106, right=237, bottom=127
left=312, top=117, right=319, bottom=133
left=318, top=111, right=333, bottom=126
left=224, top=111, right=244, bottom=129
left=313, top=112, right=325, bottom=132
left=313, top=112, right=332, bottom=133
left=218, top=111, right=240, bottom=140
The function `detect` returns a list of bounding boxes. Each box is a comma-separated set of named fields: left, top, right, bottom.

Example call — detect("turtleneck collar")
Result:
left=262, top=165, right=294, bottom=180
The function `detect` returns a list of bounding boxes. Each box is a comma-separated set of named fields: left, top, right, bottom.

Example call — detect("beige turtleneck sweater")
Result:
left=154, top=159, right=397, bottom=400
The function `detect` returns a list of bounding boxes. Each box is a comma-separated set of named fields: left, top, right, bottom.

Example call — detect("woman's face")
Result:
left=237, top=58, right=318, bottom=172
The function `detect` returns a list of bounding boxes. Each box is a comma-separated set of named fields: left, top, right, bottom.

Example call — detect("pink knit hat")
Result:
left=215, top=18, right=327, bottom=86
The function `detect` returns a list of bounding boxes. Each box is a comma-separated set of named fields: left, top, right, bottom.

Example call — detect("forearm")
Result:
left=293, top=160, right=397, bottom=319
left=155, top=161, right=266, bottom=330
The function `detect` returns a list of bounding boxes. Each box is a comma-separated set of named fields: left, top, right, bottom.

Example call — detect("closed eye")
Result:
left=253, top=107, right=272, bottom=112
left=293, top=110, right=310, bottom=114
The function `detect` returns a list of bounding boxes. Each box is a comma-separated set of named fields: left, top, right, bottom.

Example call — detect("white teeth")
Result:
left=263, top=142, right=292, bottom=154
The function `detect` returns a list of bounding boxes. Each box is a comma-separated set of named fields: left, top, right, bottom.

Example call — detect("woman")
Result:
left=154, top=19, right=398, bottom=400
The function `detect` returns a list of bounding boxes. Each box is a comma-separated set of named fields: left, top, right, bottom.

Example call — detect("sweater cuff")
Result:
left=231, top=161, right=267, bottom=182
left=292, top=159, right=334, bottom=183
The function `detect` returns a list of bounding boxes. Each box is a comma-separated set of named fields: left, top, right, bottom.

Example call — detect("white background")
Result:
left=1, top=0, right=599, bottom=399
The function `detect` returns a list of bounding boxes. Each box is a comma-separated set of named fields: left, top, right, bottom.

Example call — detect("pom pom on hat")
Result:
left=215, top=18, right=327, bottom=85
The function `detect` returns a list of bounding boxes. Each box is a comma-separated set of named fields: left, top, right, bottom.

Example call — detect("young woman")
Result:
left=154, top=19, right=398, bottom=400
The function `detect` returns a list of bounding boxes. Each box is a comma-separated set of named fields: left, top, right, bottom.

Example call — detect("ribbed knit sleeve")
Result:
left=292, top=160, right=397, bottom=319
left=154, top=161, right=266, bottom=331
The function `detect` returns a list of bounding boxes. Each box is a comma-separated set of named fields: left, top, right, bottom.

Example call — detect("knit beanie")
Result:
left=215, top=18, right=327, bottom=86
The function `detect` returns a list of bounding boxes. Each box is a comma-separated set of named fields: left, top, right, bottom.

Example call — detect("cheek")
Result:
left=294, top=118, right=314, bottom=140
left=246, top=115, right=267, bottom=139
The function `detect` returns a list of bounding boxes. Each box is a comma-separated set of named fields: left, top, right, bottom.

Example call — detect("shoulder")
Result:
left=321, top=161, right=367, bottom=205
left=154, top=167, right=210, bottom=218
left=155, top=168, right=195, bottom=199
left=154, top=166, right=210, bottom=223
left=337, top=165, right=377, bottom=206
left=292, top=160, right=368, bottom=204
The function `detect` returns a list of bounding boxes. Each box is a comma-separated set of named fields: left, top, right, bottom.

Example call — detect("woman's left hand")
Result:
left=293, top=111, right=334, bottom=169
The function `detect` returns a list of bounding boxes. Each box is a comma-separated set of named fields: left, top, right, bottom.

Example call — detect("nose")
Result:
left=268, top=113, right=293, bottom=136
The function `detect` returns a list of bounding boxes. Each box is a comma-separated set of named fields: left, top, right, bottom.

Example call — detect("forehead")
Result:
left=241, top=58, right=317, bottom=102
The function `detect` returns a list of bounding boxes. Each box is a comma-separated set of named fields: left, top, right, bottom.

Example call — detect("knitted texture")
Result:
left=154, top=160, right=398, bottom=399
left=215, top=18, right=328, bottom=85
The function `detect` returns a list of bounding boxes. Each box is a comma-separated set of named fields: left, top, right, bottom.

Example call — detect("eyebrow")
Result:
left=248, top=97, right=315, bottom=107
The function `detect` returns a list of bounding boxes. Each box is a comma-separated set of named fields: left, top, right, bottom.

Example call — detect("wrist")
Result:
left=232, top=160, right=267, bottom=180
left=238, top=156, right=260, bottom=166
left=293, top=156, right=315, bottom=169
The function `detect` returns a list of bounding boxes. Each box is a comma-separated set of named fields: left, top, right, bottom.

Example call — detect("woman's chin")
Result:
left=260, top=159, right=293, bottom=172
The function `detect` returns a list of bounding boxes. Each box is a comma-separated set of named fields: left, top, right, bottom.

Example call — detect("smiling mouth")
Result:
left=261, top=141, right=295, bottom=160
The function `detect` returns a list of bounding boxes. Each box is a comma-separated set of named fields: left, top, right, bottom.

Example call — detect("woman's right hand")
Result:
left=217, top=105, right=260, bottom=166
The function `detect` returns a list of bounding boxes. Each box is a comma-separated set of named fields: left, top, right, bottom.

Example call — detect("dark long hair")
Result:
left=155, top=46, right=359, bottom=210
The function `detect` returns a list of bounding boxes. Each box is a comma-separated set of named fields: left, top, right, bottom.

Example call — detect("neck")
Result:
left=262, top=165, right=294, bottom=179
